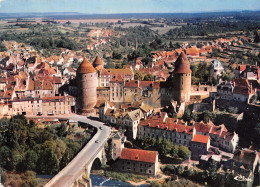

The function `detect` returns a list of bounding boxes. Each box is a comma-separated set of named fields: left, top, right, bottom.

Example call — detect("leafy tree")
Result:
left=202, top=111, right=216, bottom=123
left=254, top=31, right=260, bottom=43
left=134, top=72, right=143, bottom=80
left=222, top=72, right=234, bottom=81
left=37, top=147, right=58, bottom=174
left=157, top=139, right=173, bottom=156
left=183, top=109, right=198, bottom=122
left=24, top=150, right=38, bottom=171
left=57, top=123, right=67, bottom=137
left=228, top=106, right=238, bottom=114
left=177, top=146, right=191, bottom=160
left=0, top=42, right=7, bottom=52
left=143, top=73, right=154, bottom=81
left=0, top=146, right=12, bottom=170
left=195, top=62, right=209, bottom=83
left=169, top=41, right=174, bottom=49
left=112, top=51, right=123, bottom=60
left=21, top=171, right=39, bottom=187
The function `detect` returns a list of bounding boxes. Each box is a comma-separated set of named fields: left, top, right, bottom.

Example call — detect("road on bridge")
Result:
left=40, top=114, right=111, bottom=187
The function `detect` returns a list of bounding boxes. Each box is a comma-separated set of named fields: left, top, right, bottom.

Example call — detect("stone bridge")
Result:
left=44, top=114, right=111, bottom=187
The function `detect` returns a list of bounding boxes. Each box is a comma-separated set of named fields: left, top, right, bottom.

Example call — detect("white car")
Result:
left=99, top=126, right=103, bottom=130
left=95, top=140, right=99, bottom=143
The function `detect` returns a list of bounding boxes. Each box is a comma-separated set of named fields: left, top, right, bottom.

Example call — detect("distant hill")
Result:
left=0, top=11, right=260, bottom=20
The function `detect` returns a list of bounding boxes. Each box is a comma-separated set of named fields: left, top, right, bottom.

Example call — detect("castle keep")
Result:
left=171, top=51, right=192, bottom=104
left=76, top=58, right=97, bottom=114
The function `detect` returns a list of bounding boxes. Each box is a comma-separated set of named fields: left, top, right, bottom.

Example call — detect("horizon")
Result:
left=0, top=0, right=259, bottom=14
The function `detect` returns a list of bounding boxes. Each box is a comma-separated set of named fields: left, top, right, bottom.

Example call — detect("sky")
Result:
left=0, top=0, right=259, bottom=14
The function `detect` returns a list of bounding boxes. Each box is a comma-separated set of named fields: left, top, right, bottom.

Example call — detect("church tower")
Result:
left=76, top=58, right=97, bottom=114
left=172, top=51, right=192, bottom=103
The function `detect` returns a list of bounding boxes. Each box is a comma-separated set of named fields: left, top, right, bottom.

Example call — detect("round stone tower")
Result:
left=76, top=58, right=97, bottom=114
left=172, top=51, right=192, bottom=103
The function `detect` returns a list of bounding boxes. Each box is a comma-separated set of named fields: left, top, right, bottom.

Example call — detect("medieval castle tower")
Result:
left=172, top=51, right=192, bottom=103
left=76, top=58, right=97, bottom=114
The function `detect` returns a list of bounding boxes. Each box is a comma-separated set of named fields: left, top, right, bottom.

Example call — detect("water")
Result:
left=90, top=174, right=150, bottom=187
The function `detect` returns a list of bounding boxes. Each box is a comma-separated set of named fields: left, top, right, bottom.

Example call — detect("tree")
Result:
left=37, top=147, right=58, bottom=174
left=134, top=72, right=143, bottom=80
left=143, top=73, right=154, bottom=81
left=157, top=139, right=173, bottom=156
left=178, top=146, right=191, bottom=160
left=21, top=171, right=39, bottom=187
left=202, top=111, right=216, bottom=123
left=183, top=109, right=192, bottom=122
left=24, top=150, right=38, bottom=171
left=195, top=62, right=209, bottom=83
left=169, top=41, right=174, bottom=48
left=228, top=106, right=238, bottom=114
left=254, top=31, right=260, bottom=43
left=183, top=109, right=198, bottom=122
left=0, top=42, right=7, bottom=52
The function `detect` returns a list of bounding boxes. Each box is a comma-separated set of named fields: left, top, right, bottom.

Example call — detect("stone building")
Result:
left=11, top=95, right=75, bottom=115
left=110, top=75, right=124, bottom=103
left=76, top=58, right=97, bottom=114
left=116, top=148, right=159, bottom=176
left=111, top=132, right=126, bottom=160
left=123, top=109, right=143, bottom=140
left=209, top=59, right=224, bottom=81
left=123, top=80, right=142, bottom=103
left=190, top=134, right=210, bottom=160
left=138, top=118, right=195, bottom=147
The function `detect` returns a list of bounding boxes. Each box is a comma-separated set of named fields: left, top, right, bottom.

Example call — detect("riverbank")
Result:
left=92, top=170, right=156, bottom=186
left=90, top=174, right=149, bottom=187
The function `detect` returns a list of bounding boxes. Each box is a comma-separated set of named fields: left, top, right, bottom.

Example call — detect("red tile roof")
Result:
left=192, top=134, right=209, bottom=144
left=174, top=51, right=192, bottom=74
left=110, top=74, right=124, bottom=82
left=194, top=121, right=213, bottom=133
left=124, top=80, right=139, bottom=88
left=139, top=81, right=153, bottom=88
left=140, top=119, right=194, bottom=135
left=77, top=58, right=96, bottom=74
left=93, top=56, right=103, bottom=67
left=233, top=78, right=254, bottom=95
left=220, top=131, right=235, bottom=141
left=120, top=148, right=157, bottom=163
left=185, top=46, right=200, bottom=56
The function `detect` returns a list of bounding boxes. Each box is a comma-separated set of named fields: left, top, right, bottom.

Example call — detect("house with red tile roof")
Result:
left=233, top=78, right=255, bottom=103
left=116, top=148, right=159, bottom=176
left=138, top=115, right=195, bottom=147
left=190, top=134, right=210, bottom=160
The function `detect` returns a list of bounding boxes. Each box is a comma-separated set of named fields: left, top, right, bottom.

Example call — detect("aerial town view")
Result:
left=0, top=0, right=260, bottom=187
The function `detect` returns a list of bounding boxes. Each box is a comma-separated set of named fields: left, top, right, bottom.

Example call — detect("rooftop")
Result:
left=191, top=134, right=209, bottom=144
left=77, top=58, right=96, bottom=74
left=120, top=148, right=158, bottom=163
left=174, top=51, right=192, bottom=74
